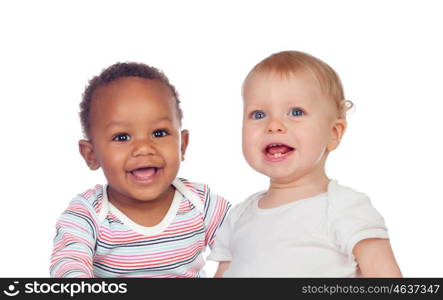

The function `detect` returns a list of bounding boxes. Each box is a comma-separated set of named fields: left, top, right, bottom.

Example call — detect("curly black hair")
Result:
left=80, top=62, right=183, bottom=139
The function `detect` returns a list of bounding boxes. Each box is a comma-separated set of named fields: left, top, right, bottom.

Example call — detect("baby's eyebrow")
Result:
left=154, top=116, right=174, bottom=122
left=105, top=120, right=130, bottom=129
left=244, top=104, right=265, bottom=110
left=104, top=117, right=174, bottom=129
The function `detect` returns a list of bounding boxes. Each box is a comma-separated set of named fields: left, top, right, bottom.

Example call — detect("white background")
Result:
left=1, top=0, right=442, bottom=277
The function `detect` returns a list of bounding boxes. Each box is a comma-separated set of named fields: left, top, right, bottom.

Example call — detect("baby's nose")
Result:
left=131, top=139, right=156, bottom=156
left=267, top=119, right=287, bottom=134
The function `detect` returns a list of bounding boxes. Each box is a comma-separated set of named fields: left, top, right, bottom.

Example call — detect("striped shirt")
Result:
left=50, top=178, right=231, bottom=278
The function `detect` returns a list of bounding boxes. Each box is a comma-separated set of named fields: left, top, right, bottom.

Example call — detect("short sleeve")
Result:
left=202, top=187, right=231, bottom=249
left=327, top=181, right=389, bottom=258
left=207, top=192, right=260, bottom=262
left=50, top=196, right=98, bottom=277
left=206, top=207, right=234, bottom=262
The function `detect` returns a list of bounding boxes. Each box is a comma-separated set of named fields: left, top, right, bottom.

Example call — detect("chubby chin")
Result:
left=242, top=149, right=295, bottom=181
left=253, top=164, right=295, bottom=181
left=128, top=184, right=172, bottom=202
left=114, top=180, right=174, bottom=203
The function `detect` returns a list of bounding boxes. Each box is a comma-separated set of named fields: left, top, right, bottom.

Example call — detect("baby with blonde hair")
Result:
left=208, top=51, right=401, bottom=277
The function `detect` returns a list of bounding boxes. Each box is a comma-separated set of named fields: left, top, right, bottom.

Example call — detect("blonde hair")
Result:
left=243, top=50, right=353, bottom=119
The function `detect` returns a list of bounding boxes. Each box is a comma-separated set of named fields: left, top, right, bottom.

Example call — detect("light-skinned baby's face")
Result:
left=242, top=70, right=346, bottom=185
left=79, top=77, right=188, bottom=205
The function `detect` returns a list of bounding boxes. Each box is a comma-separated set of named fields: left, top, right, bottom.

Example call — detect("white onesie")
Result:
left=207, top=180, right=389, bottom=277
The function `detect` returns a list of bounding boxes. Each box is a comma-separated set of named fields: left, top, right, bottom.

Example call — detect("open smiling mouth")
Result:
left=129, top=167, right=159, bottom=182
left=264, top=143, right=295, bottom=159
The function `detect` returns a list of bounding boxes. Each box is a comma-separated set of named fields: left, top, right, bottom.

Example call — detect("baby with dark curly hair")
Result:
left=50, top=62, right=230, bottom=277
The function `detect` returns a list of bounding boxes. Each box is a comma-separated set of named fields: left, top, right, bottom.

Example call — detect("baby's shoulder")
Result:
left=68, top=184, right=106, bottom=218
left=326, top=180, right=382, bottom=223
left=175, top=177, right=209, bottom=201
left=327, top=180, right=371, bottom=210
left=175, top=177, right=229, bottom=205
left=227, top=190, right=265, bottom=220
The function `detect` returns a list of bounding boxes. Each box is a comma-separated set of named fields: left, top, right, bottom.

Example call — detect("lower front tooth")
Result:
left=274, top=153, right=282, bottom=158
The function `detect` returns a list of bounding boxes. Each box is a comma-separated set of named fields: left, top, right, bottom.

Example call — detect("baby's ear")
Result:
left=180, top=129, right=190, bottom=161
left=327, top=119, right=347, bottom=152
left=79, top=140, right=100, bottom=170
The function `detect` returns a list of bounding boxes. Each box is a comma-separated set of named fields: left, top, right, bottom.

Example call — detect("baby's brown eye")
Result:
left=113, top=134, right=131, bottom=142
left=153, top=129, right=168, bottom=138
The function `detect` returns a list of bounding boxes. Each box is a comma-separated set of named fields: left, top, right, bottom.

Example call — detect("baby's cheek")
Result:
left=243, top=146, right=262, bottom=171
left=100, top=154, right=124, bottom=175
left=242, top=136, right=255, bottom=155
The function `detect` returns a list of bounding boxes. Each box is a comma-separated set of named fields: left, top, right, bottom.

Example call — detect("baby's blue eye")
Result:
left=251, top=110, right=266, bottom=119
left=113, top=133, right=131, bottom=142
left=153, top=129, right=168, bottom=138
left=290, top=108, right=304, bottom=117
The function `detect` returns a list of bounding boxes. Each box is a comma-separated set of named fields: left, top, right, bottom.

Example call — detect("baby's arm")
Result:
left=214, top=261, right=231, bottom=278
left=353, top=238, right=402, bottom=277
left=50, top=198, right=97, bottom=277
